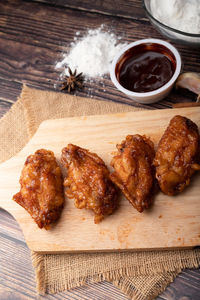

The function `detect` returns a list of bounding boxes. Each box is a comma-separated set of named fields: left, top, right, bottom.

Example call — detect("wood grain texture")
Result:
left=0, top=0, right=200, bottom=116
left=1, top=107, right=200, bottom=253
left=0, top=211, right=129, bottom=300
left=1, top=0, right=200, bottom=298
left=157, top=269, right=200, bottom=300
left=0, top=100, right=12, bottom=118
left=0, top=79, right=22, bottom=102
left=31, top=0, right=145, bottom=19
left=1, top=211, right=200, bottom=300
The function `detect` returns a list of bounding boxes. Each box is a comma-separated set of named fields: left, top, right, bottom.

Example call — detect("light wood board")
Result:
left=0, top=107, right=200, bottom=253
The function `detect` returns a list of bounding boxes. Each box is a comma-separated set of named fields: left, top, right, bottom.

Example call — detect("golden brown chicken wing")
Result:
left=110, top=135, right=155, bottom=212
left=154, top=115, right=200, bottom=196
left=61, top=144, right=118, bottom=224
left=13, top=149, right=64, bottom=229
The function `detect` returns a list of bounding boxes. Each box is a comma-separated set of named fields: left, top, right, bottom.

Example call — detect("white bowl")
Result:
left=143, top=0, right=200, bottom=48
left=110, top=38, right=182, bottom=104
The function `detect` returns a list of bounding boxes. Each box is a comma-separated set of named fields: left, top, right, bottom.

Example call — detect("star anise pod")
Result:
left=60, top=67, right=83, bottom=92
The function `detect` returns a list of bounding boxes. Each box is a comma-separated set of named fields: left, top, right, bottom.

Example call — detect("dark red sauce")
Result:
left=116, top=43, right=176, bottom=93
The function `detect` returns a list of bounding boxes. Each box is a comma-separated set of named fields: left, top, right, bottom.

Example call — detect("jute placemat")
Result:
left=1, top=85, right=200, bottom=300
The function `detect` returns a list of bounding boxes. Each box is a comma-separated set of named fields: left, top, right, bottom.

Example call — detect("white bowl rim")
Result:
left=110, top=38, right=182, bottom=98
left=143, top=0, right=200, bottom=38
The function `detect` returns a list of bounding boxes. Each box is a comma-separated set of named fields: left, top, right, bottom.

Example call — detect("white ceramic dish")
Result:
left=110, top=38, right=182, bottom=104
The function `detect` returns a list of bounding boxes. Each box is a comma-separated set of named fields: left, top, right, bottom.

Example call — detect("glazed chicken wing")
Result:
left=61, top=144, right=118, bottom=224
left=110, top=135, right=155, bottom=212
left=154, top=115, right=200, bottom=195
left=13, top=149, right=64, bottom=229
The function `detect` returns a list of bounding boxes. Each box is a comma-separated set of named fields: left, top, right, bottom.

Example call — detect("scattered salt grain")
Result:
left=56, top=25, right=127, bottom=78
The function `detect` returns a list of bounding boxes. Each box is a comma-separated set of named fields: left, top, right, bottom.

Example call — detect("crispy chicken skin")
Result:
left=154, top=115, right=200, bottom=196
left=13, top=149, right=64, bottom=229
left=61, top=144, right=118, bottom=224
left=110, top=135, right=155, bottom=212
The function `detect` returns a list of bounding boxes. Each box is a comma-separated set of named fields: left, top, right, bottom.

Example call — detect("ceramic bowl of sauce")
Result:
left=110, top=39, right=181, bottom=104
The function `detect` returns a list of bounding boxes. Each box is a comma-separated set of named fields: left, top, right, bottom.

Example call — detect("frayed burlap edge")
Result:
left=20, top=84, right=143, bottom=138
left=0, top=94, right=29, bottom=163
left=2, top=84, right=200, bottom=300
left=111, top=271, right=179, bottom=300
left=31, top=252, right=46, bottom=295
left=32, top=249, right=200, bottom=295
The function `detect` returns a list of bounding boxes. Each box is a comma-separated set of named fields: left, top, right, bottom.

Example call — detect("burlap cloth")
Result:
left=1, top=85, right=200, bottom=300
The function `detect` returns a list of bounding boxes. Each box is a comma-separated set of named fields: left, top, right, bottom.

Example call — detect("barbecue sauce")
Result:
left=116, top=43, right=176, bottom=93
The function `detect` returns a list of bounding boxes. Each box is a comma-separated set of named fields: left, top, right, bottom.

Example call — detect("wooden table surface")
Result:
left=0, top=1, right=200, bottom=299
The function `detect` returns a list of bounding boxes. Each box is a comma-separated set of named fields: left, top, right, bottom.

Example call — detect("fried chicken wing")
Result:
left=61, top=144, right=118, bottom=224
left=154, top=115, right=200, bottom=195
left=110, top=135, right=155, bottom=212
left=13, top=149, right=64, bottom=229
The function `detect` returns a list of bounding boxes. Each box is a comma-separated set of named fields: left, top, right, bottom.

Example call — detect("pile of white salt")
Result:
left=56, top=25, right=127, bottom=78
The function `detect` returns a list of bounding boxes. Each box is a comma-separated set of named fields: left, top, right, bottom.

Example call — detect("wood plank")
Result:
left=0, top=211, right=128, bottom=300
left=0, top=107, right=200, bottom=253
left=1, top=210, right=200, bottom=300
left=1, top=1, right=200, bottom=299
left=157, top=269, right=200, bottom=300
left=0, top=1, right=199, bottom=110
left=0, top=100, right=12, bottom=118
left=0, top=78, right=22, bottom=102
left=31, top=0, right=145, bottom=19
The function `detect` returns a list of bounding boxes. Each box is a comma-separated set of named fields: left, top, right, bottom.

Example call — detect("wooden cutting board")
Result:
left=0, top=107, right=200, bottom=253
